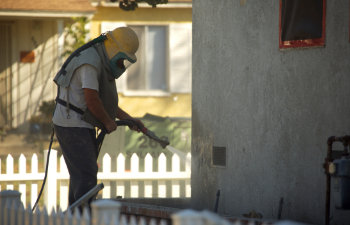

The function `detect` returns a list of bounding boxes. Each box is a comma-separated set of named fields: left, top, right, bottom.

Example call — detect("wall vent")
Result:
left=212, top=146, right=226, bottom=167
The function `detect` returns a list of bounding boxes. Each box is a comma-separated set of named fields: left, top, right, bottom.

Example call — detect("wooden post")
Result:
left=102, top=154, right=112, bottom=199
left=116, top=154, right=126, bottom=198
left=0, top=190, right=22, bottom=208
left=59, top=155, right=69, bottom=211
left=44, top=149, right=57, bottom=211
left=172, top=154, right=180, bottom=197
left=31, top=154, right=39, bottom=208
left=144, top=153, right=153, bottom=197
left=91, top=199, right=121, bottom=225
left=6, top=154, right=14, bottom=190
left=130, top=153, right=139, bottom=198
left=0, top=190, right=22, bottom=225
left=172, top=209, right=203, bottom=225
left=19, top=154, right=27, bottom=204
left=158, top=153, right=167, bottom=198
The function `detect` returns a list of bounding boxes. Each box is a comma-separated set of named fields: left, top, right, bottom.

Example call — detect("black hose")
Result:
left=33, top=120, right=133, bottom=212
left=32, top=127, right=55, bottom=211
left=213, top=190, right=220, bottom=212
left=57, top=34, right=107, bottom=76
left=33, top=119, right=167, bottom=211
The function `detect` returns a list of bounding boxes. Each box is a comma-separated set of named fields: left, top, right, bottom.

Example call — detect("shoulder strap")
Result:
left=58, top=34, right=107, bottom=76
left=55, top=97, right=84, bottom=115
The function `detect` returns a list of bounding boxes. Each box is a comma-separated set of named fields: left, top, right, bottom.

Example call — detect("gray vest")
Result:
left=54, top=42, right=118, bottom=129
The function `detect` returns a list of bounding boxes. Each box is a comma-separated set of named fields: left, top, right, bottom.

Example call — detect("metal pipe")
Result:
left=325, top=136, right=334, bottom=225
left=66, top=183, right=104, bottom=213
left=277, top=197, right=284, bottom=220
left=324, top=135, right=350, bottom=225
left=324, top=136, right=335, bottom=225
left=213, top=190, right=220, bottom=213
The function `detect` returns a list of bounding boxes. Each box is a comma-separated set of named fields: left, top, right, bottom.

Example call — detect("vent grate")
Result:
left=212, top=146, right=226, bottom=167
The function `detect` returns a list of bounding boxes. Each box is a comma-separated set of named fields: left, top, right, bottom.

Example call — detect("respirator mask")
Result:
left=109, top=52, right=136, bottom=79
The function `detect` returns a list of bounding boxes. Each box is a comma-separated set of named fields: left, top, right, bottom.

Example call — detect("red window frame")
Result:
left=279, top=0, right=326, bottom=49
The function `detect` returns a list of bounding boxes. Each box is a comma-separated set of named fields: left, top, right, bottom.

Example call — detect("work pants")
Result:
left=54, top=125, right=99, bottom=208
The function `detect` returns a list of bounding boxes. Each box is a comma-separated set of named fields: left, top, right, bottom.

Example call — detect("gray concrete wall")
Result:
left=192, top=1, right=350, bottom=224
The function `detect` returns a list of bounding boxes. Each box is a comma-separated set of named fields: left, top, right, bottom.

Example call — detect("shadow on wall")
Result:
left=1, top=19, right=76, bottom=133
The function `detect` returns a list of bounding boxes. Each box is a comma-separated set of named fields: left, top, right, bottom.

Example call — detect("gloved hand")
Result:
left=126, top=118, right=145, bottom=132
left=104, top=119, right=117, bottom=133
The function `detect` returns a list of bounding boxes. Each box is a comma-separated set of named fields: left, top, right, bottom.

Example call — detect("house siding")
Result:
left=9, top=19, right=58, bottom=128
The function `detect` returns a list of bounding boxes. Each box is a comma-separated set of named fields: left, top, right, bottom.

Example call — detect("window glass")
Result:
left=126, top=26, right=145, bottom=90
left=147, top=26, right=166, bottom=90
left=279, top=0, right=325, bottom=49
left=127, top=26, right=167, bottom=91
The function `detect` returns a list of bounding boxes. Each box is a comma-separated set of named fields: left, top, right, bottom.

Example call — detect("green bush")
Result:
left=62, top=17, right=90, bottom=57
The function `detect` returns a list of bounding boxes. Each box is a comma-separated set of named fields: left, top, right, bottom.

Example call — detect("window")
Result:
left=126, top=25, right=168, bottom=93
left=279, top=0, right=326, bottom=49
left=101, top=22, right=191, bottom=95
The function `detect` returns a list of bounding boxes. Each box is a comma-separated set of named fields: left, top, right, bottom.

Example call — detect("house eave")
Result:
left=91, top=2, right=192, bottom=8
left=0, top=10, right=95, bottom=19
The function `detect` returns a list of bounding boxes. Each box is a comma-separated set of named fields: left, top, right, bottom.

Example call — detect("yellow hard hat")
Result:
left=104, top=27, right=139, bottom=62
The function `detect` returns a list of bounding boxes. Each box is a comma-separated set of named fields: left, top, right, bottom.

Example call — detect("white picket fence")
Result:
left=0, top=149, right=191, bottom=211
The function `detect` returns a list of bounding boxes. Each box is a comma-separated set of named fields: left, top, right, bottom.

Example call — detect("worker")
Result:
left=52, top=27, right=143, bottom=209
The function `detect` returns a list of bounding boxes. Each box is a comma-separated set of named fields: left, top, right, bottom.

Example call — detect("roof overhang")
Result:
left=0, top=10, right=95, bottom=19
left=91, top=2, right=191, bottom=8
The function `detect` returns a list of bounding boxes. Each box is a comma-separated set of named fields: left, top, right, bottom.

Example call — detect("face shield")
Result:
left=109, top=52, right=136, bottom=79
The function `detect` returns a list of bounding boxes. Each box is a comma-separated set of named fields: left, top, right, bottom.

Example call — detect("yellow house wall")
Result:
left=10, top=19, right=58, bottom=128
left=91, top=7, right=192, bottom=36
left=118, top=93, right=191, bottom=118
left=90, top=6, right=192, bottom=118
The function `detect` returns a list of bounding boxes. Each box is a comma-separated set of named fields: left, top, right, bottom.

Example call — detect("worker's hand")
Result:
left=128, top=118, right=144, bottom=132
left=115, top=107, right=144, bottom=132
left=84, top=88, right=117, bottom=134
left=104, top=120, right=117, bottom=134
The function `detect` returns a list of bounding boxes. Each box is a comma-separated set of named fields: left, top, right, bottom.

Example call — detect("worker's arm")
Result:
left=116, top=107, right=144, bottom=132
left=83, top=88, right=117, bottom=133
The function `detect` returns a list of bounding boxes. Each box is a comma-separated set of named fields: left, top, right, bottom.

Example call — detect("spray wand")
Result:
left=60, top=120, right=170, bottom=212
left=97, top=119, right=170, bottom=151
left=33, top=120, right=169, bottom=212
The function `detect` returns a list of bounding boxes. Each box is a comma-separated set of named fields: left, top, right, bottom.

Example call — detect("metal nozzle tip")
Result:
left=161, top=140, right=170, bottom=149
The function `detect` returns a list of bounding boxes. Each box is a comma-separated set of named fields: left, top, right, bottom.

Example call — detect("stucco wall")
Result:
left=192, top=1, right=350, bottom=224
